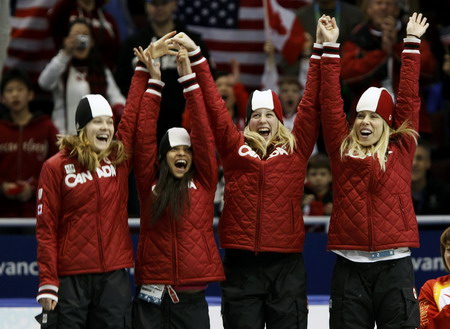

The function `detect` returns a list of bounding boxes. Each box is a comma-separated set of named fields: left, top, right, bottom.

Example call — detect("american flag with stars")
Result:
left=177, top=0, right=309, bottom=90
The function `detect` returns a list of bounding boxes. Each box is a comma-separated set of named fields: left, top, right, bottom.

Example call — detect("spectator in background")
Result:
left=303, top=153, right=333, bottom=217
left=411, top=140, right=450, bottom=215
left=116, top=0, right=211, bottom=143
left=419, top=226, right=450, bottom=329
left=278, top=76, right=304, bottom=131
left=340, top=0, right=437, bottom=135
left=0, top=69, right=58, bottom=218
left=47, top=0, right=121, bottom=71
left=39, top=18, right=125, bottom=135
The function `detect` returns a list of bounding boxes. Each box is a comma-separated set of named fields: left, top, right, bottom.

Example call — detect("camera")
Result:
left=75, top=34, right=90, bottom=50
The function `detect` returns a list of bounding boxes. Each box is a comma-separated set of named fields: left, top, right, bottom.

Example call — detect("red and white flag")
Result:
left=264, top=0, right=305, bottom=65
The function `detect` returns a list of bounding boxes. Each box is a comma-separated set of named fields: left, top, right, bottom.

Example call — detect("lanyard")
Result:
left=314, top=0, right=341, bottom=28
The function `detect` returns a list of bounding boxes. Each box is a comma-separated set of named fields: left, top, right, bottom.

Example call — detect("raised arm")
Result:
left=177, top=47, right=218, bottom=190
left=171, top=32, right=243, bottom=156
left=133, top=44, right=164, bottom=195
left=292, top=16, right=331, bottom=160
left=319, top=16, right=349, bottom=156
left=394, top=13, right=427, bottom=132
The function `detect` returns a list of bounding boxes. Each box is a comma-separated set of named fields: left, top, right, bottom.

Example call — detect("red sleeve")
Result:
left=292, top=44, right=321, bottom=160
left=133, top=80, right=163, bottom=196
left=394, top=38, right=421, bottom=158
left=180, top=74, right=218, bottom=191
left=340, top=41, right=389, bottom=85
left=189, top=48, right=243, bottom=156
left=115, top=64, right=149, bottom=170
left=419, top=279, right=450, bottom=329
left=36, top=158, right=62, bottom=297
left=320, top=43, right=350, bottom=156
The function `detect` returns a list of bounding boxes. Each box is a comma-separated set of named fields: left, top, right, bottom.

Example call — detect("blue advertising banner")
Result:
left=0, top=230, right=446, bottom=298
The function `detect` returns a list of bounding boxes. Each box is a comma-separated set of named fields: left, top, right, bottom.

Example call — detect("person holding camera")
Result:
left=38, top=18, right=125, bottom=135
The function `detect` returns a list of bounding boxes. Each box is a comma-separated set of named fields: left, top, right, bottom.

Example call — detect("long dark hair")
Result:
left=149, top=158, right=194, bottom=225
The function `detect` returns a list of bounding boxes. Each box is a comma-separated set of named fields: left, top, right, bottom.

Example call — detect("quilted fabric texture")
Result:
left=134, top=81, right=225, bottom=286
left=192, top=54, right=321, bottom=253
left=320, top=43, right=421, bottom=252
left=36, top=68, right=147, bottom=292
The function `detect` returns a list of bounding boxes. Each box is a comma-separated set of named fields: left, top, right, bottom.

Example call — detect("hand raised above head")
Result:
left=406, top=12, right=429, bottom=38
left=170, top=32, right=198, bottom=52
left=317, top=15, right=339, bottom=43
left=134, top=44, right=161, bottom=80
left=146, top=30, right=179, bottom=59
left=176, top=46, right=192, bottom=77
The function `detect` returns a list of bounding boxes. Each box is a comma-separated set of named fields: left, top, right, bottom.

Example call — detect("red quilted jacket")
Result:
left=320, top=40, right=421, bottom=252
left=35, top=66, right=148, bottom=300
left=190, top=48, right=320, bottom=253
left=133, top=74, right=225, bottom=286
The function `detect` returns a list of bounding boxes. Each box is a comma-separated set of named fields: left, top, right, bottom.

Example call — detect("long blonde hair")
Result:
left=243, top=121, right=296, bottom=158
left=340, top=120, right=418, bottom=171
left=57, top=130, right=126, bottom=172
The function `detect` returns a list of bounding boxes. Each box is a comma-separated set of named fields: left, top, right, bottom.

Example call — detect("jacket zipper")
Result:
left=367, top=157, right=374, bottom=250
left=255, top=163, right=265, bottom=254
left=172, top=217, right=178, bottom=285
left=94, top=173, right=105, bottom=271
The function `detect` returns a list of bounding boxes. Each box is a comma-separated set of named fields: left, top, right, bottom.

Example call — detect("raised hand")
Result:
left=318, top=15, right=339, bottom=43
left=406, top=12, right=429, bottom=38
left=170, top=32, right=198, bottom=52
left=146, top=31, right=178, bottom=59
left=176, top=46, right=192, bottom=77
left=134, top=44, right=161, bottom=80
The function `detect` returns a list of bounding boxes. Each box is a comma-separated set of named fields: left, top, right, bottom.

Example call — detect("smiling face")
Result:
left=84, top=116, right=114, bottom=152
left=248, top=108, right=279, bottom=141
left=166, top=145, right=193, bottom=179
left=354, top=111, right=384, bottom=146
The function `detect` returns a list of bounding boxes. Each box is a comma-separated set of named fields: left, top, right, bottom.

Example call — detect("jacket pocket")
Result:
left=401, top=287, right=420, bottom=327
left=291, top=198, right=301, bottom=233
left=396, top=195, right=408, bottom=231
left=60, top=222, right=71, bottom=257
left=201, top=232, right=212, bottom=262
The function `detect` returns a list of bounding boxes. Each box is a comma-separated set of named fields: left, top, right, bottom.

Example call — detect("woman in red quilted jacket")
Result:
left=170, top=19, right=328, bottom=329
left=131, top=44, right=225, bottom=329
left=319, top=13, right=428, bottom=329
left=35, top=43, right=156, bottom=327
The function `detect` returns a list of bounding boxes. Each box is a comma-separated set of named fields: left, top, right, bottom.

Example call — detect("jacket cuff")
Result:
left=178, top=73, right=199, bottom=92
left=188, top=47, right=206, bottom=66
left=146, top=79, right=164, bottom=97
left=311, top=43, right=323, bottom=59
left=135, top=61, right=149, bottom=73
left=403, top=38, right=421, bottom=54
left=36, top=284, right=59, bottom=303
left=322, top=42, right=340, bottom=58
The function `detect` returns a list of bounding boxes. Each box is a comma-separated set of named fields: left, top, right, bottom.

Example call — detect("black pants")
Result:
left=132, top=289, right=210, bottom=329
left=56, top=269, right=132, bottom=329
left=221, top=250, right=308, bottom=329
left=330, top=256, right=420, bottom=329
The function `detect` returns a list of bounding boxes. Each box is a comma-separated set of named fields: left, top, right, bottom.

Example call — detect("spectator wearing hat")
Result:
left=131, top=44, right=224, bottom=329
left=170, top=16, right=326, bottom=328
left=319, top=13, right=427, bottom=329
left=418, top=226, right=450, bottom=329
left=35, top=53, right=149, bottom=326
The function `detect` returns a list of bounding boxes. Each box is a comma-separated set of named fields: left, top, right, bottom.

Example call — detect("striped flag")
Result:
left=177, top=0, right=309, bottom=90
left=4, top=0, right=56, bottom=86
